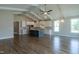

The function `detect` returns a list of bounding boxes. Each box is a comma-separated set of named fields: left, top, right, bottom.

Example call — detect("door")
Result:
left=14, top=21, right=19, bottom=34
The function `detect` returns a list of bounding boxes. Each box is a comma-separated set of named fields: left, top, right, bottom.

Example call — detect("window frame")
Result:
left=70, top=18, right=79, bottom=33
left=54, top=20, right=60, bottom=32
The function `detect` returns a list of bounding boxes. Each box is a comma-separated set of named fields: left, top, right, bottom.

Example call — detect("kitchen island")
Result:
left=29, top=27, right=45, bottom=37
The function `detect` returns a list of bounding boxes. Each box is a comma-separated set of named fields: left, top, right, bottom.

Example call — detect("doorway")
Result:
left=14, top=21, right=19, bottom=35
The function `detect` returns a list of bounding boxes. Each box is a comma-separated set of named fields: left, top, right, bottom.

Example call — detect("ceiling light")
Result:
left=44, top=12, right=47, bottom=15
left=60, top=19, right=64, bottom=23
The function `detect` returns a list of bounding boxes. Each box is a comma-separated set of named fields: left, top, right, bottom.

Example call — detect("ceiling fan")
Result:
left=40, top=4, right=53, bottom=15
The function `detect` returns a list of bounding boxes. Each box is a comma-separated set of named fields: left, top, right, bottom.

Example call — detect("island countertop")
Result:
left=30, top=27, right=45, bottom=31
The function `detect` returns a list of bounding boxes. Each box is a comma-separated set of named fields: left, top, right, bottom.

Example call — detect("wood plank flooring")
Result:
left=0, top=34, right=79, bottom=54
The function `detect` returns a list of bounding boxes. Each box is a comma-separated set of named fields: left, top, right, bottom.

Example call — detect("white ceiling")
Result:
left=0, top=4, right=79, bottom=20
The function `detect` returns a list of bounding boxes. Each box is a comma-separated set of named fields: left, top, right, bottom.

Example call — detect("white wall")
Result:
left=14, top=15, right=29, bottom=35
left=0, top=10, right=14, bottom=39
left=52, top=17, right=79, bottom=37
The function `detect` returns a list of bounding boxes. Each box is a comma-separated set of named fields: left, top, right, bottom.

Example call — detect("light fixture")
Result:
left=57, top=5, right=65, bottom=23
left=44, top=12, right=47, bottom=15
left=60, top=19, right=64, bottom=23
left=40, top=4, right=52, bottom=15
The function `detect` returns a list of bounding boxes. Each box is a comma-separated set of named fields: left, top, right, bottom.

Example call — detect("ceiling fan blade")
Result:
left=47, top=10, right=52, bottom=12
left=39, top=9, right=44, bottom=12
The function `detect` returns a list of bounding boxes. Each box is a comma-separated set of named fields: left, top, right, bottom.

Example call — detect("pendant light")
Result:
left=57, top=4, right=64, bottom=23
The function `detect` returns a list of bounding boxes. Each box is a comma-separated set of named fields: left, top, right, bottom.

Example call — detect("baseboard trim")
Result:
left=52, top=34, right=79, bottom=37
left=45, top=33, right=79, bottom=37
left=0, top=36, right=14, bottom=40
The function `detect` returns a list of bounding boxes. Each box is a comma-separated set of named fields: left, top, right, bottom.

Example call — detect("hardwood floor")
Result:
left=0, top=34, right=79, bottom=54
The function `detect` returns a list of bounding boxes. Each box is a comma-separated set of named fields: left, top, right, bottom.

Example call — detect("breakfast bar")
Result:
left=29, top=27, right=45, bottom=37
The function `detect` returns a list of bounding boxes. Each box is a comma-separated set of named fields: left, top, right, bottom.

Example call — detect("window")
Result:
left=71, top=18, right=79, bottom=33
left=54, top=20, right=60, bottom=32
